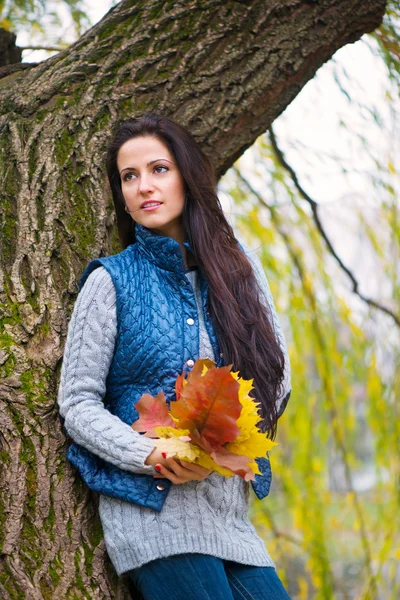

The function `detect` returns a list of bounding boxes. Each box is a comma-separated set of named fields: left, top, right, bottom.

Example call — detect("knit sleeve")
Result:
left=241, top=243, right=292, bottom=418
left=57, top=266, right=156, bottom=475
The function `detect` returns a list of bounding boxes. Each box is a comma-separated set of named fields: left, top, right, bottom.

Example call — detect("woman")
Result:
left=58, top=112, right=292, bottom=599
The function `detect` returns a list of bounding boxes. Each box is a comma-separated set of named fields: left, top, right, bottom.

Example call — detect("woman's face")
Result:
left=117, top=135, right=186, bottom=241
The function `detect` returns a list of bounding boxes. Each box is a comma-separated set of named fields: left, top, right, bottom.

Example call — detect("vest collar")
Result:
left=135, top=224, right=196, bottom=273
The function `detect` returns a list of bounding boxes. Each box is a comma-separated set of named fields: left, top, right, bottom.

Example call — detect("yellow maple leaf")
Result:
left=153, top=426, right=191, bottom=438
left=153, top=434, right=235, bottom=476
left=153, top=437, right=200, bottom=461
left=226, top=371, right=278, bottom=470
left=201, top=363, right=209, bottom=376
left=141, top=362, right=278, bottom=481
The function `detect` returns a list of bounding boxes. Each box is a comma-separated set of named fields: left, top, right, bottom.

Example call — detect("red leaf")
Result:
left=170, top=363, right=241, bottom=451
left=211, top=449, right=256, bottom=482
left=131, top=391, right=175, bottom=437
left=189, top=428, right=213, bottom=453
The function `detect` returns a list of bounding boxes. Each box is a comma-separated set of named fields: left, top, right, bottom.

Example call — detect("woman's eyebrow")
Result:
left=120, top=158, right=173, bottom=174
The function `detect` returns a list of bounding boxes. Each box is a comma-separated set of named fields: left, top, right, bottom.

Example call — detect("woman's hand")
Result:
left=145, top=447, right=213, bottom=484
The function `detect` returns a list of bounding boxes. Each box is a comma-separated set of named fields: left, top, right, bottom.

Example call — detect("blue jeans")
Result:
left=126, top=553, right=292, bottom=600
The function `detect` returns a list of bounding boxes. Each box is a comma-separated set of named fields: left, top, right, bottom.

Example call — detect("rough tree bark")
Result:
left=0, top=28, right=22, bottom=67
left=0, top=0, right=387, bottom=598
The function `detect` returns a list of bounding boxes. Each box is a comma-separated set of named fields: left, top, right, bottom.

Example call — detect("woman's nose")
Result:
left=138, top=173, right=155, bottom=194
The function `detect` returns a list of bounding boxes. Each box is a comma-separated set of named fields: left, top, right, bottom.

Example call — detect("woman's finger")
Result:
left=169, top=459, right=212, bottom=482
left=176, top=459, right=212, bottom=475
left=152, top=458, right=213, bottom=484
left=165, top=457, right=189, bottom=478
left=167, top=457, right=210, bottom=479
left=153, top=462, right=183, bottom=484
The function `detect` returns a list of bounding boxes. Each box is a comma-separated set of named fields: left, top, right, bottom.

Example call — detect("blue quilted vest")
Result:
left=66, top=224, right=272, bottom=511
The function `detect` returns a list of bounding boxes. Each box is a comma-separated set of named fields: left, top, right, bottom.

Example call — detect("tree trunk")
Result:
left=0, top=0, right=386, bottom=597
left=0, top=28, right=22, bottom=67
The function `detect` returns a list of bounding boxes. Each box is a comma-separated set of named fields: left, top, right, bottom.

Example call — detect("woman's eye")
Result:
left=123, top=172, right=136, bottom=182
left=123, top=166, right=168, bottom=181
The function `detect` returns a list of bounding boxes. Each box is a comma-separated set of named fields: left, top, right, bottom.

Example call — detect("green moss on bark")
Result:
left=43, top=476, right=55, bottom=541
left=88, top=515, right=104, bottom=549
left=18, top=436, right=41, bottom=577
left=35, top=173, right=47, bottom=233
left=0, top=560, right=25, bottom=599
left=26, top=284, right=40, bottom=311
left=0, top=175, right=18, bottom=266
left=0, top=333, right=15, bottom=349
left=55, top=129, right=75, bottom=166
left=48, top=548, right=63, bottom=587
left=82, top=540, right=94, bottom=577
left=66, top=515, right=73, bottom=539
left=0, top=452, right=11, bottom=466
left=19, top=436, right=37, bottom=513
left=0, top=476, right=5, bottom=553
left=1, top=277, right=23, bottom=330
left=50, top=231, right=72, bottom=294
left=73, top=548, right=93, bottom=599
left=19, top=255, right=41, bottom=312
left=28, top=138, right=39, bottom=178
left=1, top=300, right=22, bottom=326
left=40, top=575, right=54, bottom=600
left=62, top=178, right=97, bottom=257
left=0, top=351, right=16, bottom=378
left=21, top=366, right=53, bottom=417
left=20, top=370, right=38, bottom=416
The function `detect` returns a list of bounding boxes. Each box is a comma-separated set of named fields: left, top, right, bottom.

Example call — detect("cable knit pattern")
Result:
left=58, top=267, right=157, bottom=476
left=58, top=248, right=291, bottom=576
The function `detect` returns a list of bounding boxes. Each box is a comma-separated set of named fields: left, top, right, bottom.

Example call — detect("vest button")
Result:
left=186, top=318, right=194, bottom=325
left=186, top=359, right=194, bottom=367
left=156, top=483, right=165, bottom=491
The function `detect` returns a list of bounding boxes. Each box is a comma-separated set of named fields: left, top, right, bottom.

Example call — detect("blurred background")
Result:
left=3, top=1, right=399, bottom=597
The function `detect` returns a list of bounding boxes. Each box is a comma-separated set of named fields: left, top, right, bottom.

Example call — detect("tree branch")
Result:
left=0, top=62, right=38, bottom=80
left=19, top=45, right=65, bottom=52
left=0, top=0, right=387, bottom=176
left=268, top=126, right=400, bottom=328
left=0, top=27, right=22, bottom=66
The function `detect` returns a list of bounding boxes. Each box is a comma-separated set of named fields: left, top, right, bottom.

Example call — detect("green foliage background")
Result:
left=0, top=0, right=90, bottom=45
left=220, top=5, right=400, bottom=597
left=3, top=1, right=399, bottom=598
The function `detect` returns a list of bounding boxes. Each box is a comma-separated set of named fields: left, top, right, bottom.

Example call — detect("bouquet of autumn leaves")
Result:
left=131, top=359, right=277, bottom=481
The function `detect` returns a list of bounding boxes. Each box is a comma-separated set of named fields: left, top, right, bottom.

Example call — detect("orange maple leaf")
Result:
left=131, top=391, right=175, bottom=437
left=170, top=362, right=241, bottom=452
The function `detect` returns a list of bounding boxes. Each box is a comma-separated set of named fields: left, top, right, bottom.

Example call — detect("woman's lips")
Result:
left=141, top=202, right=162, bottom=211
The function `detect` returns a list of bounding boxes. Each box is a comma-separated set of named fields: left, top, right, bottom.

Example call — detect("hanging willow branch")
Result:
left=234, top=168, right=379, bottom=595
left=268, top=126, right=400, bottom=328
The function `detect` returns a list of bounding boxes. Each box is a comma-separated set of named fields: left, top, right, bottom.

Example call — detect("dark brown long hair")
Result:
left=106, top=112, right=285, bottom=439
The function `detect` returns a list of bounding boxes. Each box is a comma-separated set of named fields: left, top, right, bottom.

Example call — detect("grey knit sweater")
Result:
left=57, top=245, right=291, bottom=576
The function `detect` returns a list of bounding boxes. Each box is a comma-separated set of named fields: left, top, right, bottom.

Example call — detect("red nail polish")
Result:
left=155, top=464, right=162, bottom=472
left=161, top=452, right=167, bottom=459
